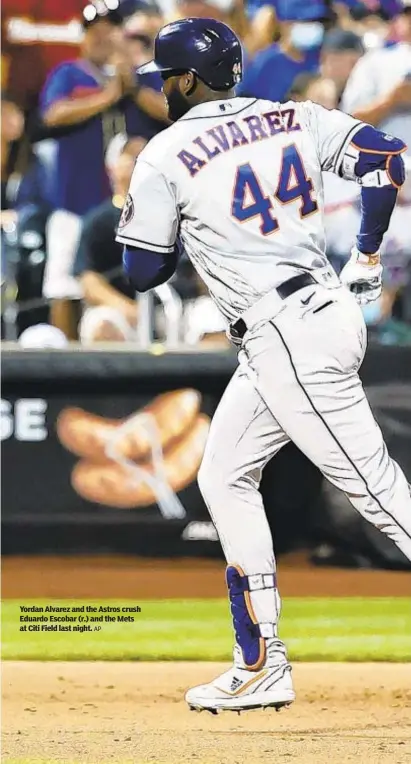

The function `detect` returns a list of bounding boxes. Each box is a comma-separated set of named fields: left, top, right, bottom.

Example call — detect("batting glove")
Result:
left=340, top=246, right=383, bottom=305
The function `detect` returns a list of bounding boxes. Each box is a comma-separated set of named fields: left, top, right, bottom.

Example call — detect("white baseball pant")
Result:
left=198, top=278, right=411, bottom=632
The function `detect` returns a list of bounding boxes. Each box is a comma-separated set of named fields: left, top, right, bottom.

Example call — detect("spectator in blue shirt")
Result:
left=39, top=2, right=168, bottom=336
left=40, top=4, right=166, bottom=219
left=122, top=7, right=169, bottom=138
left=238, top=0, right=329, bottom=101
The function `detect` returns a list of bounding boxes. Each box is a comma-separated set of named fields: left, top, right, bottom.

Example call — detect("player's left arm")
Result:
left=303, top=101, right=407, bottom=304
left=116, top=158, right=180, bottom=292
left=338, top=124, right=406, bottom=304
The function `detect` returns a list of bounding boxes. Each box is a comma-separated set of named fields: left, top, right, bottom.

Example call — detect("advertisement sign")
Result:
left=1, top=389, right=214, bottom=524
left=2, top=348, right=411, bottom=557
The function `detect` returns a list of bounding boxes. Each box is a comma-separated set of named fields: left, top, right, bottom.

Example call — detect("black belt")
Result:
left=230, top=272, right=316, bottom=341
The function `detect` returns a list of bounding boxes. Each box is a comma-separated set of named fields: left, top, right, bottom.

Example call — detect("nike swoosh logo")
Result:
left=301, top=292, right=315, bottom=306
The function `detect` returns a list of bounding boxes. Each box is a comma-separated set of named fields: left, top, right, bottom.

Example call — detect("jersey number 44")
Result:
left=231, top=143, right=318, bottom=235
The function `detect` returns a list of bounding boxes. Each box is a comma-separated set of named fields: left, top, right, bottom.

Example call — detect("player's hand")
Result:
left=340, top=247, right=383, bottom=305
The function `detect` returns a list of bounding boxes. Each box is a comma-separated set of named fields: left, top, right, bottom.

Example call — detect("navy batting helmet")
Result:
left=137, top=18, right=243, bottom=91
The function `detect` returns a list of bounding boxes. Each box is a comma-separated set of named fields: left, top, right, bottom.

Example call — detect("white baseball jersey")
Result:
left=116, top=97, right=363, bottom=322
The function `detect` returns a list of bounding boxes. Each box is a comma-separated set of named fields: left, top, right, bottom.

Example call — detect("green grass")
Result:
left=2, top=598, right=410, bottom=662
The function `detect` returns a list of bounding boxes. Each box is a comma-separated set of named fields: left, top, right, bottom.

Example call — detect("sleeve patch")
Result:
left=118, top=194, right=134, bottom=229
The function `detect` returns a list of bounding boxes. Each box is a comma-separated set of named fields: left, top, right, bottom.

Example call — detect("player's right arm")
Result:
left=303, top=101, right=407, bottom=304
left=115, top=157, right=181, bottom=292
left=41, top=63, right=123, bottom=129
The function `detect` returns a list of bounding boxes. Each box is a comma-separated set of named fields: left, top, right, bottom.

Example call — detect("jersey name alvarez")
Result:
left=178, top=108, right=301, bottom=177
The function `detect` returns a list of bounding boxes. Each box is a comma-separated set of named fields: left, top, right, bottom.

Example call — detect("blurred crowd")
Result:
left=1, top=0, right=411, bottom=348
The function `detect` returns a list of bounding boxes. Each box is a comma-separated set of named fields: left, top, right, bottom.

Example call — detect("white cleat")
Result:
left=186, top=644, right=295, bottom=714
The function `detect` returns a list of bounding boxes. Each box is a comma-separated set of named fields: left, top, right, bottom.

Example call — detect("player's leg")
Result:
left=242, top=286, right=411, bottom=562
left=187, top=361, right=295, bottom=712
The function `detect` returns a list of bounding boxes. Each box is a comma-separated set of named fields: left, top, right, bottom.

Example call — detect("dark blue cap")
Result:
left=322, top=29, right=364, bottom=51
left=137, top=18, right=243, bottom=91
left=346, top=0, right=407, bottom=18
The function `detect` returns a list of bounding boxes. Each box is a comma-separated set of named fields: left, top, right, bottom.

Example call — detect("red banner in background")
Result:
left=2, top=0, right=85, bottom=110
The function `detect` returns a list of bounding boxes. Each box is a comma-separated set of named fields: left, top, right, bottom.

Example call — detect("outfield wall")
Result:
left=2, top=345, right=411, bottom=564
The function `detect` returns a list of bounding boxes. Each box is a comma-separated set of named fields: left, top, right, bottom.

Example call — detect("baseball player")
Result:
left=116, top=18, right=411, bottom=714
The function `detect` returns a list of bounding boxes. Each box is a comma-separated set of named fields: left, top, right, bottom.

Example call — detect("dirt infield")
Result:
left=3, top=557, right=410, bottom=762
left=2, top=554, right=411, bottom=598
left=2, top=661, right=411, bottom=764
